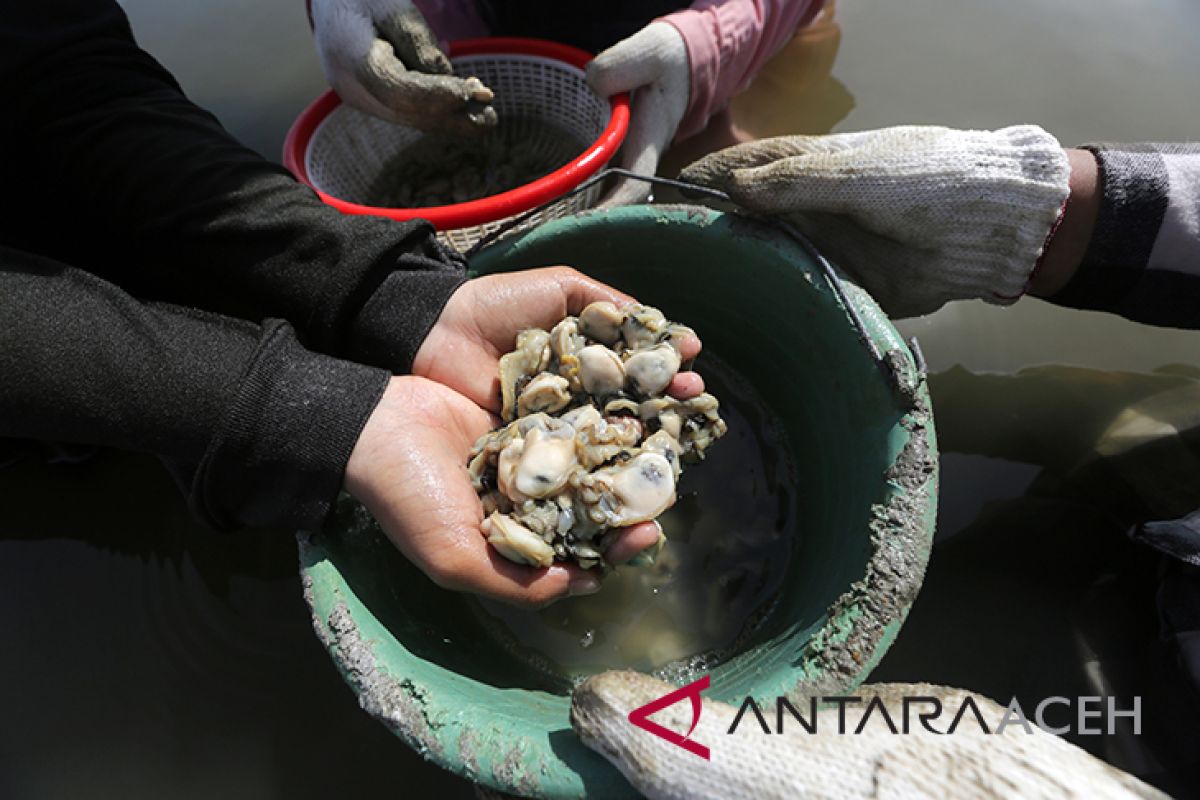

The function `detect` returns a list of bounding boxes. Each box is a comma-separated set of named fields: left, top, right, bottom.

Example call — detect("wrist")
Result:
left=1028, top=148, right=1100, bottom=297
left=344, top=375, right=404, bottom=502
left=195, top=321, right=389, bottom=530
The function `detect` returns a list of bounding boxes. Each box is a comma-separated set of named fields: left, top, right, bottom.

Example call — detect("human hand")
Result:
left=588, top=22, right=690, bottom=207
left=680, top=125, right=1072, bottom=318
left=412, top=267, right=706, bottom=411
left=345, top=376, right=667, bottom=607
left=310, top=0, right=496, bottom=133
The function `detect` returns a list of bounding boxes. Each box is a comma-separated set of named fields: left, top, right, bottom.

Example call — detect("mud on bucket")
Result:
left=299, top=206, right=938, bottom=798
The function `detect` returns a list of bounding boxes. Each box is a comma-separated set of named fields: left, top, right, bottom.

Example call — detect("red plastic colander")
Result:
left=284, top=38, right=630, bottom=251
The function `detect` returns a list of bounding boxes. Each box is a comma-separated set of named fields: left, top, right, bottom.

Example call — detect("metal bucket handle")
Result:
left=464, top=167, right=926, bottom=401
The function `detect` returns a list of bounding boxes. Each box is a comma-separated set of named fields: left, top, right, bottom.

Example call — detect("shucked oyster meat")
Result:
left=469, top=302, right=727, bottom=570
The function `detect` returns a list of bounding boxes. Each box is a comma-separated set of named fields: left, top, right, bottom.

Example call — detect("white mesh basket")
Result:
left=290, top=41, right=625, bottom=252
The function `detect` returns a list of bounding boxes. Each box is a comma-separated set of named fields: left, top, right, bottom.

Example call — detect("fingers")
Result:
left=549, top=267, right=636, bottom=315
left=484, top=266, right=635, bottom=331
left=362, top=41, right=497, bottom=131
left=667, top=372, right=705, bottom=399
left=375, top=5, right=453, bottom=74
left=679, top=135, right=867, bottom=216
left=425, top=533, right=602, bottom=608
left=313, top=0, right=494, bottom=129
left=596, top=176, right=652, bottom=209
left=597, top=85, right=673, bottom=209
left=681, top=135, right=838, bottom=186
left=587, top=27, right=667, bottom=97
left=670, top=331, right=701, bottom=361
left=373, top=6, right=498, bottom=130
left=603, top=521, right=664, bottom=565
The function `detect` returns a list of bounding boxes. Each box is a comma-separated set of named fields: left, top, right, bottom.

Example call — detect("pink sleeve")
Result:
left=412, top=0, right=492, bottom=43
left=304, top=0, right=490, bottom=41
left=661, top=0, right=825, bottom=139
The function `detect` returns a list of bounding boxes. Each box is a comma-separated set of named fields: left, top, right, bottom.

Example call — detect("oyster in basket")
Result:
left=469, top=302, right=727, bottom=570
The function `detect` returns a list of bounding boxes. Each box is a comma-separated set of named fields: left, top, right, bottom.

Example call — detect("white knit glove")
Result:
left=680, top=126, right=1071, bottom=318
left=571, top=672, right=1166, bottom=800
left=588, top=22, right=690, bottom=207
left=311, top=0, right=496, bottom=133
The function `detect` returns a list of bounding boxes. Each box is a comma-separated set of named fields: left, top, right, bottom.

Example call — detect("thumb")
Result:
left=680, top=134, right=855, bottom=193
left=587, top=22, right=679, bottom=96
left=596, top=85, right=674, bottom=208
left=376, top=5, right=453, bottom=74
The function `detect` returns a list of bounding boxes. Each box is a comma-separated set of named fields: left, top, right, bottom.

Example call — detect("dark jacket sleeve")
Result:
left=0, top=246, right=388, bottom=531
left=0, top=0, right=464, bottom=375
left=1047, top=143, right=1200, bottom=329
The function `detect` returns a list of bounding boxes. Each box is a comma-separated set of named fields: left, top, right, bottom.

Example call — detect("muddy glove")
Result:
left=571, top=671, right=1165, bottom=800
left=588, top=22, right=689, bottom=207
left=680, top=126, right=1071, bottom=318
left=311, top=0, right=496, bottom=133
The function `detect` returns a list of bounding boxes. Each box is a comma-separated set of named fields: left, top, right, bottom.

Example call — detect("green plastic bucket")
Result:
left=300, top=206, right=938, bottom=798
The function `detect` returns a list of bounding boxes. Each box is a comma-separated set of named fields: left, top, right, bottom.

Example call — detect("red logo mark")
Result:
left=628, top=675, right=711, bottom=760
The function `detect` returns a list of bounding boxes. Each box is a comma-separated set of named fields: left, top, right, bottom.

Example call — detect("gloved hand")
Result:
left=310, top=0, right=496, bottom=133
left=571, top=671, right=1166, bottom=799
left=588, top=22, right=690, bottom=207
left=680, top=125, right=1072, bottom=318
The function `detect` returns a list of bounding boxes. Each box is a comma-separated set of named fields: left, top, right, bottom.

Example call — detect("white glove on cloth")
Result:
left=571, top=672, right=1167, bottom=800
left=680, top=125, right=1071, bottom=318
left=311, top=0, right=496, bottom=133
left=588, top=22, right=690, bottom=207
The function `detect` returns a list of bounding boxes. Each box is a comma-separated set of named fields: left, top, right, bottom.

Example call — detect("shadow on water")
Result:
left=0, top=451, right=475, bottom=799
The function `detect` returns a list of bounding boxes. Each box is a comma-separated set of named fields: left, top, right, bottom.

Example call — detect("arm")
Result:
left=1, top=248, right=670, bottom=603
left=680, top=127, right=1200, bottom=326
left=0, top=247, right=387, bottom=531
left=1026, top=149, right=1101, bottom=297
left=1039, top=143, right=1200, bottom=329
left=0, top=0, right=464, bottom=376
left=662, top=0, right=825, bottom=138
left=585, top=0, right=824, bottom=206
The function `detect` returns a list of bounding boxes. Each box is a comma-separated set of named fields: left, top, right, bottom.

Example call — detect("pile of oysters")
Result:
left=469, top=302, right=727, bottom=570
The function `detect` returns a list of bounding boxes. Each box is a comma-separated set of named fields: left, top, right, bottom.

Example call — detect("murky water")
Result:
left=473, top=358, right=796, bottom=680
left=4, top=0, right=1199, bottom=796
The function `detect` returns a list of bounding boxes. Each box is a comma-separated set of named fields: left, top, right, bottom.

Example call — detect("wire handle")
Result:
left=464, top=168, right=924, bottom=400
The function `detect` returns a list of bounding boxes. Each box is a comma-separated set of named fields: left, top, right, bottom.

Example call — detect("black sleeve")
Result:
left=1047, top=143, right=1200, bottom=329
left=0, top=245, right=388, bottom=531
left=0, top=0, right=464, bottom=375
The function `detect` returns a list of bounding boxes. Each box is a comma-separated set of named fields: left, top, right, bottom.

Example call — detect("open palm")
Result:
left=413, top=267, right=704, bottom=411
left=345, top=375, right=664, bottom=607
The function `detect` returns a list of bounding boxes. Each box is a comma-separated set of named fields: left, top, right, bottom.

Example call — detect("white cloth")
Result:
left=681, top=125, right=1072, bottom=318
left=571, top=671, right=1167, bottom=800
left=587, top=22, right=690, bottom=207
left=310, top=0, right=495, bottom=132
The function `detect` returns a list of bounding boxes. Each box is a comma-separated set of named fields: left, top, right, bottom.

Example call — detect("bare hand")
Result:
left=344, top=376, right=666, bottom=607
left=413, top=267, right=706, bottom=410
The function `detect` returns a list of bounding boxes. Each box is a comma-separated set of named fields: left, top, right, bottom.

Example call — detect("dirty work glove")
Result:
left=571, top=671, right=1166, bottom=799
left=588, top=22, right=689, bottom=207
left=311, top=0, right=496, bottom=133
left=680, top=126, right=1071, bottom=318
